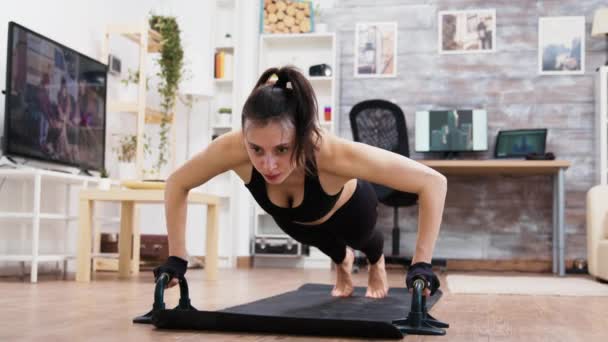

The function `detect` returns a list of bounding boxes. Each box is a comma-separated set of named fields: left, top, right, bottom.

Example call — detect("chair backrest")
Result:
left=349, top=99, right=410, bottom=158
left=349, top=99, right=411, bottom=201
left=586, top=185, right=608, bottom=277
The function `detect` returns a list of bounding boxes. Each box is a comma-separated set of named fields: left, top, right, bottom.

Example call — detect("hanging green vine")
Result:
left=149, top=14, right=184, bottom=174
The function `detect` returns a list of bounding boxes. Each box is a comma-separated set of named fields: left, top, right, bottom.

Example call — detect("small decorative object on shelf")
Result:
left=313, top=2, right=327, bottom=33
left=309, top=63, right=332, bottom=77
left=223, top=33, right=232, bottom=46
left=324, top=106, right=332, bottom=121
left=261, top=0, right=313, bottom=34
left=108, top=54, right=122, bottom=75
left=214, top=50, right=234, bottom=79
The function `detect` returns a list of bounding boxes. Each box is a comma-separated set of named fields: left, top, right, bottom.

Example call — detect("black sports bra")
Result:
left=244, top=161, right=343, bottom=222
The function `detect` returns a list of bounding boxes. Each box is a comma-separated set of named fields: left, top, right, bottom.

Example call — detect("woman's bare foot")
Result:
left=366, top=255, right=389, bottom=298
left=331, top=248, right=354, bottom=297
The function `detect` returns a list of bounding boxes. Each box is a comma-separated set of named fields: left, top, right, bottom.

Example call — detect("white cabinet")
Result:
left=596, top=66, right=608, bottom=185
left=253, top=33, right=338, bottom=267
left=0, top=169, right=116, bottom=282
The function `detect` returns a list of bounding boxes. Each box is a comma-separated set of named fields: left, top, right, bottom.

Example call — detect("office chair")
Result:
left=349, top=99, right=419, bottom=268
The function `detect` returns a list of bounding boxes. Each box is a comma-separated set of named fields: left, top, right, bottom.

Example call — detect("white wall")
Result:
left=0, top=0, right=219, bottom=275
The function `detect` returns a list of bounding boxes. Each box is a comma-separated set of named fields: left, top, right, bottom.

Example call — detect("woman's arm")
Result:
left=165, top=130, right=248, bottom=259
left=319, top=134, right=447, bottom=263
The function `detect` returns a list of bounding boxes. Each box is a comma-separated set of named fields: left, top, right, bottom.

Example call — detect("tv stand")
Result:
left=0, top=168, right=113, bottom=282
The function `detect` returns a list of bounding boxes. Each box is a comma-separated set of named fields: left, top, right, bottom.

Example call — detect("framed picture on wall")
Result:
left=538, top=16, right=585, bottom=75
left=354, top=22, right=397, bottom=78
left=438, top=9, right=496, bottom=54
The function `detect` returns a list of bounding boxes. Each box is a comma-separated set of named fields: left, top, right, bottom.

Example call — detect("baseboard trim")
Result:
left=190, top=256, right=252, bottom=269
left=446, top=259, right=575, bottom=273
left=236, top=256, right=253, bottom=269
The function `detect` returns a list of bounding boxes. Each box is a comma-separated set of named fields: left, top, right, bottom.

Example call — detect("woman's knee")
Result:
left=358, top=230, right=384, bottom=264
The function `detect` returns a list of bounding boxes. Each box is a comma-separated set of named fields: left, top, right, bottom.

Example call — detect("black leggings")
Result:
left=274, top=180, right=384, bottom=264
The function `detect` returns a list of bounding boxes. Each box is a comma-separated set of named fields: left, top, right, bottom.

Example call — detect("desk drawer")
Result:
left=140, top=234, right=169, bottom=261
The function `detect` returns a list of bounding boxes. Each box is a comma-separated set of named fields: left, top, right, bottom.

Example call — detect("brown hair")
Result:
left=242, top=65, right=321, bottom=174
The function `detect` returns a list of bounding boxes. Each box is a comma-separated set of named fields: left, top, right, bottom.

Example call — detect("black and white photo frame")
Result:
left=354, top=22, right=397, bottom=78
left=439, top=9, right=496, bottom=54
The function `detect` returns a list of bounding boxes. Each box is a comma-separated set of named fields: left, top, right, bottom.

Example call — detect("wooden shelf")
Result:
left=0, top=212, right=78, bottom=221
left=260, top=32, right=335, bottom=42
left=122, top=29, right=163, bottom=53
left=212, top=124, right=232, bottom=130
left=108, top=101, right=173, bottom=124
left=144, top=108, right=174, bottom=125
left=308, top=76, right=333, bottom=82
left=104, top=22, right=178, bottom=182
left=0, top=254, right=73, bottom=262
left=215, top=45, right=234, bottom=52
left=108, top=101, right=138, bottom=113
left=214, top=78, right=233, bottom=84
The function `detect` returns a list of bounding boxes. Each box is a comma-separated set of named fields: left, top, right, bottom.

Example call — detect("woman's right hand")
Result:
left=153, top=256, right=188, bottom=288
left=406, top=262, right=440, bottom=296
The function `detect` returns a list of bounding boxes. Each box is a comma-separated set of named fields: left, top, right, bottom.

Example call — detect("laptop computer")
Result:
left=494, top=129, right=547, bottom=159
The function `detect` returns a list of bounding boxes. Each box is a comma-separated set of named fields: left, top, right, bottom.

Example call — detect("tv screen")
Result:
left=494, top=129, right=547, bottom=158
left=415, top=109, right=488, bottom=153
left=4, top=22, right=107, bottom=171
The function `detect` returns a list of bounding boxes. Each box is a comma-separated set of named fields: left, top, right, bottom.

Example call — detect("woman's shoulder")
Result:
left=217, top=129, right=248, bottom=160
left=315, top=129, right=344, bottom=171
left=219, top=129, right=254, bottom=182
left=317, top=128, right=350, bottom=154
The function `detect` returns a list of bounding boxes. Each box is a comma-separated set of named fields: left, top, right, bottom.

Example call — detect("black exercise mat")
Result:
left=153, top=283, right=443, bottom=339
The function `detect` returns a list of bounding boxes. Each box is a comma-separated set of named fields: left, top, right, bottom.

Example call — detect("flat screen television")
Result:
left=3, top=22, right=107, bottom=172
left=415, top=109, right=488, bottom=158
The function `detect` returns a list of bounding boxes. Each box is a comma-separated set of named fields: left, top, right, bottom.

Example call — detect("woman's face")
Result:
left=244, top=119, right=296, bottom=185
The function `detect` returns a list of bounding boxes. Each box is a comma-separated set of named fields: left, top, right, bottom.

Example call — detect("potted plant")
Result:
left=313, top=3, right=328, bottom=33
left=119, top=69, right=150, bottom=101
left=98, top=168, right=111, bottom=190
left=119, top=68, right=139, bottom=101
left=217, top=107, right=232, bottom=126
left=113, top=134, right=137, bottom=180
left=149, top=14, right=185, bottom=177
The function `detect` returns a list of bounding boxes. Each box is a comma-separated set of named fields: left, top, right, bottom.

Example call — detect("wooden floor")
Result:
left=1, top=267, right=607, bottom=342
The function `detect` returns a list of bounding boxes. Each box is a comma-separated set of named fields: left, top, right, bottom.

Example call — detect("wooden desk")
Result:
left=418, top=160, right=571, bottom=276
left=76, top=189, right=220, bottom=282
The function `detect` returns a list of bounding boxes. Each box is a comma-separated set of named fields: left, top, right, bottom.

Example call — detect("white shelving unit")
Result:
left=259, top=32, right=338, bottom=132
left=204, top=0, right=238, bottom=201
left=596, top=66, right=608, bottom=185
left=188, top=0, right=241, bottom=267
left=0, top=168, right=117, bottom=282
left=253, top=32, right=338, bottom=268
